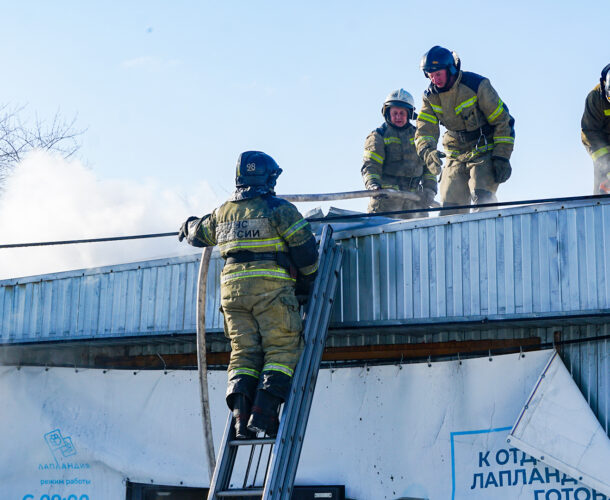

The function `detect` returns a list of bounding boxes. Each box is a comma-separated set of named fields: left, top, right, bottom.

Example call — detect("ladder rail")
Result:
left=263, top=240, right=343, bottom=499
left=207, top=225, right=342, bottom=500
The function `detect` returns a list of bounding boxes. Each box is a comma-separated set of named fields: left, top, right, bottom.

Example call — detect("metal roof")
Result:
left=1, top=198, right=610, bottom=344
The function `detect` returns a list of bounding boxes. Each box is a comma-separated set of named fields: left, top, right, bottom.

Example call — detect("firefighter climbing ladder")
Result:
left=207, top=224, right=343, bottom=499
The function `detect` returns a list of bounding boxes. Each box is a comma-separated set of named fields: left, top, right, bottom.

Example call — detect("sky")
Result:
left=0, top=1, right=608, bottom=279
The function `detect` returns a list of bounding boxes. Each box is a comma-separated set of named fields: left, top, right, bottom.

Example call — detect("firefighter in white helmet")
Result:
left=361, top=89, right=438, bottom=218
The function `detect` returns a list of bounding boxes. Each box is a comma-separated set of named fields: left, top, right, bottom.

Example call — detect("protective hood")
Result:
left=229, top=186, right=274, bottom=201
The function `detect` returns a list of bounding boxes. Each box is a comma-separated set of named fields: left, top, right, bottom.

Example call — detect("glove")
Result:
left=178, top=216, right=199, bottom=243
left=492, top=157, right=512, bottom=183
left=365, top=180, right=382, bottom=190
left=296, top=272, right=316, bottom=305
left=420, top=187, right=436, bottom=206
left=423, top=149, right=445, bottom=176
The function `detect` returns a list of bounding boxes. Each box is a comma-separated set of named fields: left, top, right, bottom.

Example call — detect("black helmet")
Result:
left=420, top=46, right=460, bottom=76
left=601, top=63, right=610, bottom=104
left=235, top=151, right=282, bottom=189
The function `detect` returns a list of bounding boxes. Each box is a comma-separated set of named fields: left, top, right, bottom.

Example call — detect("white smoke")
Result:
left=0, top=151, right=221, bottom=279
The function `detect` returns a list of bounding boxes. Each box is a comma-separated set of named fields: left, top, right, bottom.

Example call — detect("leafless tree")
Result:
left=0, top=104, right=84, bottom=190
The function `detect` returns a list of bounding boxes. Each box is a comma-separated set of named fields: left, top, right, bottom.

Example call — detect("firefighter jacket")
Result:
left=362, top=121, right=437, bottom=192
left=187, top=194, right=318, bottom=287
left=415, top=71, right=515, bottom=162
left=581, top=84, right=610, bottom=163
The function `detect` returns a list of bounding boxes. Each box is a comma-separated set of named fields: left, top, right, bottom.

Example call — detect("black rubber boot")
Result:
left=247, top=389, right=282, bottom=438
left=230, top=393, right=255, bottom=439
left=471, top=189, right=496, bottom=212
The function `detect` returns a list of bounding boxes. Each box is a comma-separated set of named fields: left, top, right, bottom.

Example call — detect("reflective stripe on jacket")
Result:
left=191, top=195, right=318, bottom=282
left=362, top=122, right=437, bottom=192
left=581, top=84, right=610, bottom=162
left=415, top=71, right=515, bottom=161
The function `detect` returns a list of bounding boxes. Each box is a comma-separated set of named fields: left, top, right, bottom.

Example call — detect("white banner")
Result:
left=1, top=349, right=606, bottom=500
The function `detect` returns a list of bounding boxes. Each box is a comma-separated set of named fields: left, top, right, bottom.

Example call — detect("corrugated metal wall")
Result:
left=2, top=199, right=610, bottom=342
left=331, top=199, right=610, bottom=326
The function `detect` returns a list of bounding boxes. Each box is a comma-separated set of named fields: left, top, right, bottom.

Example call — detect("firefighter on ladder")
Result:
left=178, top=151, right=318, bottom=439
left=415, top=46, right=515, bottom=213
left=581, top=63, right=610, bottom=194
left=361, top=89, right=438, bottom=218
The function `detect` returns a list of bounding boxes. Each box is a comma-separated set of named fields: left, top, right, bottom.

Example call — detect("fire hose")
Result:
left=278, top=188, right=441, bottom=208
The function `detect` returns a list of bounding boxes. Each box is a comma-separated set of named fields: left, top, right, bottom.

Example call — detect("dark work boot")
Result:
left=231, top=393, right=255, bottom=439
left=247, top=389, right=282, bottom=438
left=471, top=189, right=497, bottom=212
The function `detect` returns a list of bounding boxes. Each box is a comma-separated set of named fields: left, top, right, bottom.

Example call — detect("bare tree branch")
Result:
left=0, top=105, right=85, bottom=192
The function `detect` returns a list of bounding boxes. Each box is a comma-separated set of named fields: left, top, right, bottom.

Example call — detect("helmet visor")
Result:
left=605, top=72, right=610, bottom=103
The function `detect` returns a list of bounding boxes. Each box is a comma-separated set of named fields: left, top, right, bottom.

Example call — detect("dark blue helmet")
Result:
left=235, top=151, right=282, bottom=189
left=602, top=64, right=610, bottom=104
left=420, top=46, right=460, bottom=76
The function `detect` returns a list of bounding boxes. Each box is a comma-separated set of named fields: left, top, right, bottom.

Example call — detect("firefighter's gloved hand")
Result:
left=296, top=272, right=316, bottom=305
left=492, top=157, right=512, bottom=183
left=178, top=216, right=199, bottom=243
left=421, top=188, right=437, bottom=207
left=365, top=180, right=382, bottom=190
left=423, top=149, right=445, bottom=176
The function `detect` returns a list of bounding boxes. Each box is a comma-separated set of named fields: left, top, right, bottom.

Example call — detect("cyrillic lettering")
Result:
left=592, top=490, right=608, bottom=500
left=479, top=451, right=490, bottom=467
left=485, top=472, right=499, bottom=488
left=561, top=488, right=574, bottom=500
left=521, top=452, right=538, bottom=467
left=574, top=488, right=592, bottom=500
left=499, top=470, right=511, bottom=486
left=509, top=448, right=520, bottom=464
left=534, top=491, right=545, bottom=500
left=529, top=467, right=545, bottom=484
left=545, top=467, right=561, bottom=484
left=496, top=449, right=509, bottom=465
left=546, top=489, right=562, bottom=500
left=513, top=469, right=527, bottom=486
left=562, top=474, right=579, bottom=486
left=471, top=473, right=484, bottom=489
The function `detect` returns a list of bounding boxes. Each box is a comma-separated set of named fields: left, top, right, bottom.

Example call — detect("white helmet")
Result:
left=382, top=89, right=415, bottom=120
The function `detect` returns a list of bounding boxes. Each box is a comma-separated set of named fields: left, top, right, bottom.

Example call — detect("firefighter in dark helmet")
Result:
left=361, top=88, right=438, bottom=218
left=581, top=64, right=610, bottom=194
left=178, top=151, right=318, bottom=438
left=415, top=46, right=515, bottom=213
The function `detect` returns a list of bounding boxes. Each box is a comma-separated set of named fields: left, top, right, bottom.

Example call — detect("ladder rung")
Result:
left=228, top=437, right=276, bottom=446
left=216, top=488, right=264, bottom=497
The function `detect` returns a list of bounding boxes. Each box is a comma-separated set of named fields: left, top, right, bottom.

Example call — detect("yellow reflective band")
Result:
left=431, top=104, right=443, bottom=113
left=415, top=135, right=436, bottom=145
left=455, top=96, right=478, bottom=115
left=199, top=226, right=215, bottom=246
left=384, top=137, right=401, bottom=145
left=281, top=218, right=309, bottom=240
left=409, top=138, right=415, bottom=144
left=493, top=136, right=515, bottom=144
left=604, top=109, right=610, bottom=116
left=230, top=367, right=260, bottom=379
left=424, top=173, right=437, bottom=180
left=447, top=149, right=461, bottom=158
left=220, top=237, right=288, bottom=252
left=365, top=173, right=381, bottom=181
left=221, top=267, right=295, bottom=283
left=364, top=150, right=384, bottom=164
left=301, top=261, right=318, bottom=276
left=592, top=146, right=610, bottom=160
left=487, top=99, right=504, bottom=122
left=263, top=363, right=294, bottom=377
left=381, top=184, right=399, bottom=189
left=418, top=112, right=438, bottom=124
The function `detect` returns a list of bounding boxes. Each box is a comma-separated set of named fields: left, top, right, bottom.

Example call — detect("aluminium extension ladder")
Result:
left=207, top=224, right=343, bottom=500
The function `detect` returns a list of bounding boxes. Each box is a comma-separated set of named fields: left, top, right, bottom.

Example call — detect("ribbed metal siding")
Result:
left=331, top=200, right=610, bottom=326
left=0, top=255, right=225, bottom=342
left=2, top=199, right=610, bottom=343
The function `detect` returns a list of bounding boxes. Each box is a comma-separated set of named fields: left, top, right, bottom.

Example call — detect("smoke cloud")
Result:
left=0, top=151, right=221, bottom=279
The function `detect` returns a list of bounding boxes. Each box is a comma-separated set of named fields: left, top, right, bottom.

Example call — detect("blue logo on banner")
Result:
left=44, top=429, right=77, bottom=464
